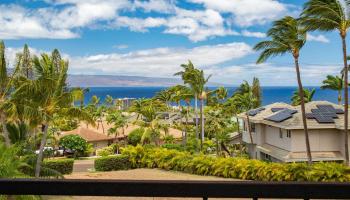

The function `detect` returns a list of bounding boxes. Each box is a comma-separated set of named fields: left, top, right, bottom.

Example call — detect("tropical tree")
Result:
left=254, top=16, right=312, bottom=164
left=174, top=61, right=200, bottom=138
left=0, top=41, right=14, bottom=147
left=301, top=0, right=350, bottom=165
left=291, top=88, right=316, bottom=106
left=17, top=44, right=33, bottom=79
left=17, top=51, right=94, bottom=177
left=321, top=75, right=344, bottom=105
left=154, top=89, right=172, bottom=109
left=106, top=111, right=128, bottom=139
left=71, top=87, right=89, bottom=108
left=105, top=95, right=114, bottom=107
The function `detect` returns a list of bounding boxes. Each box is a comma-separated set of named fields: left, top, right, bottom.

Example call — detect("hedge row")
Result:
left=119, top=145, right=350, bottom=182
left=95, top=155, right=131, bottom=171
left=43, top=158, right=74, bottom=175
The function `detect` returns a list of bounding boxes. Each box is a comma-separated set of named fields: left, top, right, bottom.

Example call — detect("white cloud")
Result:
left=4, top=43, right=342, bottom=86
left=241, top=30, right=266, bottom=38
left=1, top=0, right=282, bottom=41
left=307, top=34, right=330, bottom=43
left=112, top=8, right=237, bottom=42
left=133, top=0, right=176, bottom=13
left=187, top=0, right=289, bottom=27
left=68, top=42, right=253, bottom=77
left=0, top=5, right=77, bottom=39
left=164, top=8, right=237, bottom=41
left=113, top=16, right=167, bottom=32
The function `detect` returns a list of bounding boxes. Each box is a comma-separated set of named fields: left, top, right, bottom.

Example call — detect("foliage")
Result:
left=127, top=128, right=144, bottom=146
left=43, top=158, right=74, bottom=175
left=97, top=145, right=117, bottom=157
left=59, top=135, right=88, bottom=157
left=291, top=88, right=316, bottom=106
left=120, top=146, right=350, bottom=182
left=162, top=143, right=184, bottom=151
left=95, top=155, right=131, bottom=171
left=0, top=143, right=25, bottom=178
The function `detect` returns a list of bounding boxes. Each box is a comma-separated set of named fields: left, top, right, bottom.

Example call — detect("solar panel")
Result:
left=271, top=108, right=285, bottom=112
left=306, top=104, right=342, bottom=124
left=248, top=107, right=265, bottom=116
left=265, top=109, right=297, bottom=122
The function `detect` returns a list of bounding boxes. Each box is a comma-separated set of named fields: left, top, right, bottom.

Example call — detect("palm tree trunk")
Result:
left=35, top=123, right=49, bottom=178
left=236, top=117, right=243, bottom=156
left=194, top=94, right=199, bottom=139
left=200, top=98, right=205, bottom=150
left=246, top=113, right=253, bottom=144
left=294, top=56, right=312, bottom=165
left=341, top=36, right=349, bottom=165
left=338, top=90, right=342, bottom=105
left=185, top=103, right=189, bottom=145
left=0, top=113, right=11, bottom=147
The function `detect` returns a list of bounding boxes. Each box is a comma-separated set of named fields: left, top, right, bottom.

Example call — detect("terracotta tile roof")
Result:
left=60, top=127, right=114, bottom=142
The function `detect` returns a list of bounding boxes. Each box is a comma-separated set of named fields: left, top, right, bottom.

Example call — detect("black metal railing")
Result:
left=1, top=179, right=350, bottom=199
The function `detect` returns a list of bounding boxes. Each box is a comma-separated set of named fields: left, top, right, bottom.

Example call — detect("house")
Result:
left=60, top=127, right=114, bottom=154
left=237, top=101, right=348, bottom=163
left=115, top=98, right=136, bottom=110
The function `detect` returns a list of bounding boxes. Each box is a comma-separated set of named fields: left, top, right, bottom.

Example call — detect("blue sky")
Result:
left=0, top=0, right=347, bottom=86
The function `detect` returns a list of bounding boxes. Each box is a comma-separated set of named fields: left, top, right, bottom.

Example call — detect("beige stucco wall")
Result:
left=91, top=140, right=109, bottom=150
left=264, top=125, right=291, bottom=151
left=291, top=129, right=341, bottom=152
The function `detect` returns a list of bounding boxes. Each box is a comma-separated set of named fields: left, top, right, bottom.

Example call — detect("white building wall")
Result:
left=291, top=129, right=341, bottom=152
left=264, top=125, right=291, bottom=151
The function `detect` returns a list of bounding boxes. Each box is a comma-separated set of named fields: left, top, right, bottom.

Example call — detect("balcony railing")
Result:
left=1, top=179, right=350, bottom=199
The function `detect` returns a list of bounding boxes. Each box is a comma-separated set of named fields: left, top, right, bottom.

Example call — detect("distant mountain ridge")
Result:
left=67, top=74, right=228, bottom=87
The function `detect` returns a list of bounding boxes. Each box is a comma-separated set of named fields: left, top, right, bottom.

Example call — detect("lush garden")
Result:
left=94, top=145, right=350, bottom=182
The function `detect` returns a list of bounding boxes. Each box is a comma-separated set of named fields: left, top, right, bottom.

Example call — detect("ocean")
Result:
left=83, top=86, right=340, bottom=106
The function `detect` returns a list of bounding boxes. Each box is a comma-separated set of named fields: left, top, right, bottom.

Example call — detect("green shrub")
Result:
left=127, top=128, right=143, bottom=146
left=59, top=135, right=88, bottom=157
left=161, top=143, right=184, bottom=151
left=43, top=158, right=74, bottom=175
left=97, top=146, right=115, bottom=157
left=121, top=145, right=350, bottom=182
left=95, top=155, right=131, bottom=171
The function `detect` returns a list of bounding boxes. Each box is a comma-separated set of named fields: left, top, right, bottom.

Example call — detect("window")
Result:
left=279, top=128, right=283, bottom=138
left=286, top=130, right=291, bottom=138
left=250, top=123, right=256, bottom=132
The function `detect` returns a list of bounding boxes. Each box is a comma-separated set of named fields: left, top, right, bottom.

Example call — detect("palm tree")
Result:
left=291, top=88, right=316, bottom=106
left=216, top=86, right=228, bottom=102
left=175, top=61, right=199, bottom=138
left=106, top=112, right=128, bottom=139
left=301, top=0, right=350, bottom=165
left=321, top=75, right=344, bottom=105
left=71, top=87, right=89, bottom=108
left=154, top=89, right=172, bottom=109
left=0, top=41, right=15, bottom=147
left=105, top=95, right=114, bottom=107
left=17, top=51, right=94, bottom=177
left=254, top=16, right=312, bottom=164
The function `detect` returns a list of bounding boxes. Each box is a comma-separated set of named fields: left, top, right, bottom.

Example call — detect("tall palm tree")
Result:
left=0, top=41, right=15, bottom=147
left=252, top=77, right=262, bottom=107
left=154, top=89, right=172, bottom=109
left=175, top=61, right=199, bottom=138
left=106, top=111, right=128, bottom=139
left=105, top=95, right=114, bottom=107
left=321, top=75, right=344, bottom=105
left=18, top=51, right=94, bottom=177
left=254, top=16, right=312, bottom=164
left=291, top=88, right=316, bottom=106
left=301, top=0, right=350, bottom=165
